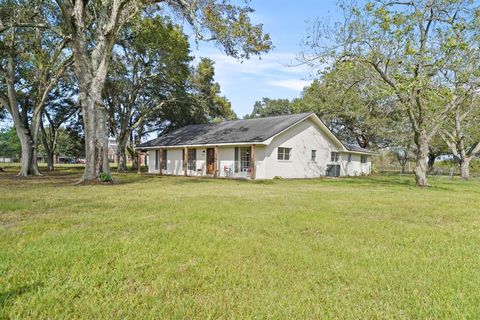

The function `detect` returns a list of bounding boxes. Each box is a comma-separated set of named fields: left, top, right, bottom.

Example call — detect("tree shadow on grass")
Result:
left=342, top=175, right=415, bottom=187
left=0, top=282, right=43, bottom=316
left=331, top=174, right=460, bottom=191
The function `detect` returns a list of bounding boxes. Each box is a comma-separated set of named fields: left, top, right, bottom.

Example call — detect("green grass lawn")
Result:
left=1, top=166, right=480, bottom=319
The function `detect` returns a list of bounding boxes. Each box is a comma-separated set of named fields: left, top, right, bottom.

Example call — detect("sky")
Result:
left=1, top=1, right=342, bottom=130
left=188, top=0, right=340, bottom=118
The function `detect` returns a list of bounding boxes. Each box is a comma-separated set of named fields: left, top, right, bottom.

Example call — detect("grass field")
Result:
left=1, top=166, right=480, bottom=319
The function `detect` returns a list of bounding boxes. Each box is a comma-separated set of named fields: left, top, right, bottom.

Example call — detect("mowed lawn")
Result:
left=1, top=167, right=480, bottom=319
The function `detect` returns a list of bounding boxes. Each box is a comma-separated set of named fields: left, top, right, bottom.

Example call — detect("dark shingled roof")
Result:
left=343, top=143, right=376, bottom=155
left=139, top=113, right=313, bottom=148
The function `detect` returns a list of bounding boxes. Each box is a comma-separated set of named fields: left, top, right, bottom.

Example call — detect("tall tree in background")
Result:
left=0, top=0, right=71, bottom=176
left=304, top=0, right=480, bottom=186
left=40, top=79, right=78, bottom=171
left=190, top=58, right=236, bottom=122
left=291, top=61, right=397, bottom=149
left=158, top=58, right=236, bottom=133
left=436, top=28, right=480, bottom=180
left=105, top=16, right=192, bottom=172
left=0, top=127, right=21, bottom=160
left=245, top=97, right=291, bottom=119
left=439, top=97, right=480, bottom=180
left=54, top=0, right=271, bottom=183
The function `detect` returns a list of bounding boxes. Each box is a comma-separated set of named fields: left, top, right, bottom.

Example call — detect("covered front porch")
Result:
left=140, top=145, right=257, bottom=179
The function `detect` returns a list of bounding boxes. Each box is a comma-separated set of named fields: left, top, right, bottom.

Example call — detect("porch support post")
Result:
left=159, top=148, right=163, bottom=176
left=184, top=147, right=188, bottom=176
left=213, top=146, right=218, bottom=178
left=250, top=145, right=255, bottom=179
left=137, top=151, right=141, bottom=174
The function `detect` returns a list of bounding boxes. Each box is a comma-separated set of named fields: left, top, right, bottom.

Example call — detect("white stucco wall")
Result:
left=147, top=151, right=156, bottom=174
left=340, top=154, right=372, bottom=176
left=147, top=146, right=266, bottom=178
left=148, top=148, right=184, bottom=175
left=261, top=118, right=339, bottom=179
left=261, top=118, right=372, bottom=178
left=145, top=118, right=372, bottom=179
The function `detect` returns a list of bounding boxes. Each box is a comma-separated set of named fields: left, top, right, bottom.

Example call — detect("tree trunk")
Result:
left=116, top=138, right=128, bottom=173
left=131, top=125, right=143, bottom=171
left=30, top=108, right=43, bottom=175
left=40, top=118, right=56, bottom=171
left=131, top=147, right=138, bottom=171
left=460, top=158, right=471, bottom=180
left=427, top=152, right=436, bottom=173
left=46, top=152, right=54, bottom=171
left=413, top=130, right=429, bottom=187
left=17, top=129, right=34, bottom=177
left=5, top=53, right=41, bottom=177
left=79, top=96, right=111, bottom=182
left=10, top=110, right=40, bottom=176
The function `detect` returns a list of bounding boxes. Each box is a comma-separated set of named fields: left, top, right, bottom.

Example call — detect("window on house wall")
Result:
left=326, top=164, right=341, bottom=177
left=162, top=149, right=167, bottom=170
left=234, top=147, right=239, bottom=173
left=361, top=155, right=368, bottom=163
left=331, top=152, right=339, bottom=162
left=182, top=149, right=185, bottom=170
left=188, top=149, right=196, bottom=170
left=155, top=150, right=159, bottom=170
left=311, top=150, right=317, bottom=161
left=278, top=147, right=291, bottom=160
left=240, top=147, right=251, bottom=172
left=348, top=154, right=352, bottom=162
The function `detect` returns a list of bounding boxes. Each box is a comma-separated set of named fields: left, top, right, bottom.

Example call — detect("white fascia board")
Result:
left=342, top=150, right=378, bottom=156
left=137, top=142, right=267, bottom=150
left=262, top=113, right=347, bottom=151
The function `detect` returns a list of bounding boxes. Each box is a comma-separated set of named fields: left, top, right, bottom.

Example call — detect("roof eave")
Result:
left=136, top=141, right=268, bottom=150
left=344, top=150, right=378, bottom=156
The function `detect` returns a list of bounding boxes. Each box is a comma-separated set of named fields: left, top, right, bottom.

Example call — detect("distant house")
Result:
left=137, top=113, right=374, bottom=179
left=108, top=138, right=117, bottom=163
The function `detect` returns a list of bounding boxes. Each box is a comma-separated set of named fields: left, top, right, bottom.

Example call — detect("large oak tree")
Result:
left=304, top=0, right=480, bottom=186
left=0, top=0, right=72, bottom=176
left=53, top=0, right=272, bottom=183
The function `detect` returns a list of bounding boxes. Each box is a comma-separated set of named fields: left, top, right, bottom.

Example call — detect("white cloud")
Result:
left=268, top=79, right=311, bottom=91
left=193, top=51, right=311, bottom=77
left=190, top=46, right=316, bottom=114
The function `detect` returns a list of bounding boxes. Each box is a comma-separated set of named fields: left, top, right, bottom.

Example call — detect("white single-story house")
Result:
left=137, top=112, right=375, bottom=179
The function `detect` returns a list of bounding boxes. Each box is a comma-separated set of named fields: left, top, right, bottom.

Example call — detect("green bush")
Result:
left=99, top=172, right=112, bottom=182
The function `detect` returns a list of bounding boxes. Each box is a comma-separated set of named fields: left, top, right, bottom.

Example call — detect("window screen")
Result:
left=330, top=152, right=339, bottom=162
left=188, top=149, right=196, bottom=170
left=278, top=147, right=291, bottom=160
left=240, top=147, right=251, bottom=172
left=162, top=149, right=167, bottom=170
left=234, top=147, right=239, bottom=173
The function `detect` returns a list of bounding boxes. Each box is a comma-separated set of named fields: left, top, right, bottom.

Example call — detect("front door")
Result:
left=206, top=148, right=215, bottom=174
left=326, top=164, right=340, bottom=177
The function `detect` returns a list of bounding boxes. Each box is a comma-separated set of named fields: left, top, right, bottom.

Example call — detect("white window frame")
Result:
left=278, top=147, right=292, bottom=161
left=311, top=150, right=317, bottom=161
left=361, top=155, right=368, bottom=164
left=331, top=152, right=339, bottom=162
left=187, top=149, right=196, bottom=171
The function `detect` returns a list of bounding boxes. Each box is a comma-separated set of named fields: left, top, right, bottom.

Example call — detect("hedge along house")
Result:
left=136, top=113, right=375, bottom=179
